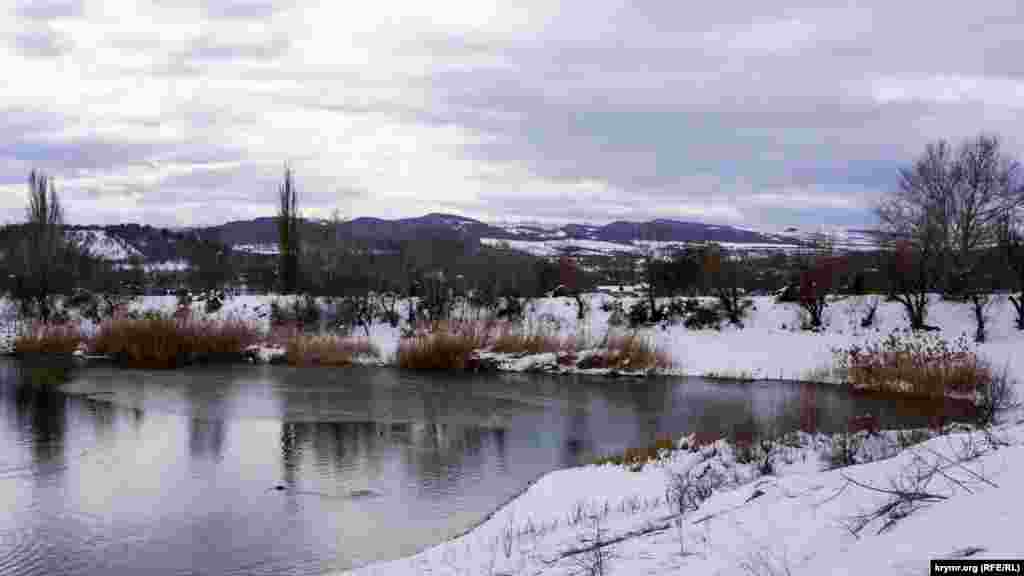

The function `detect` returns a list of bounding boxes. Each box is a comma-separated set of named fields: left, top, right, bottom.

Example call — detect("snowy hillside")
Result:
left=483, top=220, right=886, bottom=257
left=482, top=237, right=643, bottom=256
left=233, top=243, right=280, bottom=255
left=483, top=237, right=829, bottom=257
left=113, top=260, right=190, bottom=272
left=770, top=226, right=885, bottom=251
left=67, top=229, right=145, bottom=261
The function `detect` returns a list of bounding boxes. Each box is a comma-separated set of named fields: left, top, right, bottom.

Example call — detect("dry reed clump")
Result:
left=578, top=330, right=672, bottom=371
left=265, top=321, right=305, bottom=348
left=284, top=333, right=379, bottom=366
left=489, top=322, right=591, bottom=355
left=833, top=330, right=993, bottom=398
left=91, top=313, right=260, bottom=368
left=397, top=320, right=672, bottom=373
left=396, top=319, right=494, bottom=371
left=13, top=323, right=85, bottom=355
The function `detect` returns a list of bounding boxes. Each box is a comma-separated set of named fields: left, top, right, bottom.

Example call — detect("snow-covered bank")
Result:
left=5, top=293, right=1024, bottom=382
left=341, top=422, right=1024, bottom=576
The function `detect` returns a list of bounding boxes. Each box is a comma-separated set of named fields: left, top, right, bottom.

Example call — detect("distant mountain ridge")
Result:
left=59, top=213, right=888, bottom=261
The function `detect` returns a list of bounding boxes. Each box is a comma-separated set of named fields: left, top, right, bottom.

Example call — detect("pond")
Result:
left=0, top=359, right=970, bottom=575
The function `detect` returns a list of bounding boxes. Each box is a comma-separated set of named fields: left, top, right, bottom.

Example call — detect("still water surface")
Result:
left=0, top=359, right=961, bottom=575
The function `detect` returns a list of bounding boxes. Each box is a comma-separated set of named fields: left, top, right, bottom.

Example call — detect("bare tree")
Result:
left=570, top=513, right=614, bottom=576
left=277, top=166, right=301, bottom=294
left=797, top=233, right=847, bottom=330
left=949, top=135, right=1023, bottom=294
left=701, top=244, right=751, bottom=327
left=997, top=200, right=1024, bottom=330
left=883, top=238, right=941, bottom=330
left=878, top=134, right=1024, bottom=307
left=559, top=255, right=588, bottom=320
left=7, top=171, right=72, bottom=322
left=640, top=230, right=662, bottom=324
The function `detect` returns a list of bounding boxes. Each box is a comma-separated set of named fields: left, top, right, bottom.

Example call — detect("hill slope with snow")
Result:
left=67, top=229, right=145, bottom=261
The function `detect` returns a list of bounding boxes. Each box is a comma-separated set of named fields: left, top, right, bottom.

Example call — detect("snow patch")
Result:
left=67, top=229, right=144, bottom=261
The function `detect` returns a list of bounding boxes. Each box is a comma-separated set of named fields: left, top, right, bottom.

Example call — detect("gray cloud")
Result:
left=162, top=33, right=291, bottom=76
left=3, top=1, right=1024, bottom=229
left=12, top=25, right=73, bottom=58
left=416, top=0, right=1024, bottom=226
left=15, top=0, right=84, bottom=21
left=180, top=33, right=289, bottom=63
left=201, top=1, right=283, bottom=20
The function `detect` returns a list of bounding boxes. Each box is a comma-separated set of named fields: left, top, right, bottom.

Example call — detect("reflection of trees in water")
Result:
left=261, top=369, right=981, bottom=502
left=184, top=379, right=227, bottom=462
left=799, top=382, right=819, bottom=433
left=131, top=406, right=144, bottom=430
left=400, top=422, right=492, bottom=496
left=492, top=427, right=507, bottom=473
left=622, top=379, right=673, bottom=453
left=277, top=421, right=384, bottom=484
left=563, top=407, right=589, bottom=467
left=272, top=418, right=499, bottom=495
left=280, top=422, right=304, bottom=488
left=14, top=365, right=70, bottom=467
left=189, top=418, right=225, bottom=461
left=84, top=397, right=116, bottom=443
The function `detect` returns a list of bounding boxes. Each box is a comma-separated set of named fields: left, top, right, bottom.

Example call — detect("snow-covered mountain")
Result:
left=481, top=220, right=888, bottom=257
left=57, top=214, right=890, bottom=265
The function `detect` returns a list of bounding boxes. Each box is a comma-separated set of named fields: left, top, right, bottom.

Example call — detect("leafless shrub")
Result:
left=841, top=438, right=999, bottom=536
left=665, top=463, right=723, bottom=518
left=502, top=519, right=514, bottom=559
left=896, top=428, right=934, bottom=449
left=738, top=547, right=795, bottom=576
left=570, top=513, right=614, bottom=576
left=825, top=432, right=863, bottom=469
left=756, top=439, right=778, bottom=476
left=860, top=296, right=880, bottom=328
left=975, top=366, right=1019, bottom=427
left=665, top=464, right=723, bottom=557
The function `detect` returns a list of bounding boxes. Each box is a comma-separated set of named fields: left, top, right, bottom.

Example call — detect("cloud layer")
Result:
left=1, top=0, right=1022, bottom=229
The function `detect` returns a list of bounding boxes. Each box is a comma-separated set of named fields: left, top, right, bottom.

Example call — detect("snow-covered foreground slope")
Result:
left=342, top=424, right=1024, bottom=576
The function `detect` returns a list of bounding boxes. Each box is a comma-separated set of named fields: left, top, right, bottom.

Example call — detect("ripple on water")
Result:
left=0, top=524, right=88, bottom=576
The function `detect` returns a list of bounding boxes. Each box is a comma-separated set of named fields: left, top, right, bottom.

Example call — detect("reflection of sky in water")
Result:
left=0, top=360, right=969, bottom=575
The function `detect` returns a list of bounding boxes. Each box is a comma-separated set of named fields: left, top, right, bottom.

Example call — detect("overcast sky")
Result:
left=1, top=0, right=1022, bottom=230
